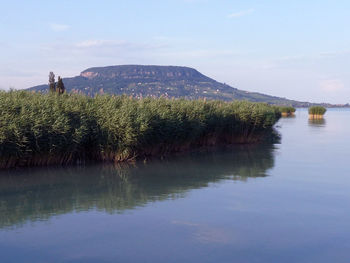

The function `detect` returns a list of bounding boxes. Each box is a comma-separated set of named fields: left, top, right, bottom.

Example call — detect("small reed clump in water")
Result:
left=0, top=91, right=281, bottom=168
left=279, top=106, right=296, bottom=117
left=308, top=106, right=326, bottom=119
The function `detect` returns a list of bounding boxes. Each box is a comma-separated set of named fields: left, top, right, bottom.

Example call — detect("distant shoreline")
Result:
left=27, top=65, right=348, bottom=108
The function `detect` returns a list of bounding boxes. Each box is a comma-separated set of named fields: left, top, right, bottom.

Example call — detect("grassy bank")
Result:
left=0, top=91, right=281, bottom=168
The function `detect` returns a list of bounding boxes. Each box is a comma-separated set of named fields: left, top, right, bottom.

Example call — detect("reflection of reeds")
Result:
left=281, top=113, right=296, bottom=118
left=0, top=91, right=281, bottom=169
left=104, top=162, right=135, bottom=181
left=0, top=142, right=277, bottom=229
left=309, top=114, right=324, bottom=119
left=308, top=118, right=326, bottom=126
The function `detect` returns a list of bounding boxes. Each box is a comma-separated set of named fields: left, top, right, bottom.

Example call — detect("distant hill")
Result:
left=28, top=65, right=343, bottom=107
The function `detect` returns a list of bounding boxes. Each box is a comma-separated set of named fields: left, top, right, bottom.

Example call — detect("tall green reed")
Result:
left=0, top=91, right=281, bottom=168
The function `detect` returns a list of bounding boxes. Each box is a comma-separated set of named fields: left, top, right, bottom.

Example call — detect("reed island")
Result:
left=308, top=106, right=327, bottom=119
left=0, top=91, right=281, bottom=169
left=279, top=106, right=296, bottom=117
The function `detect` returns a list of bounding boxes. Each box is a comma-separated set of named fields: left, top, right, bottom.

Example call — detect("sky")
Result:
left=1, top=0, right=349, bottom=104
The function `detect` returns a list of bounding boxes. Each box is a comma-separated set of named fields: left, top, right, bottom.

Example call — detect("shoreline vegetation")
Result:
left=0, top=91, right=281, bottom=169
left=308, top=106, right=327, bottom=119
left=279, top=106, right=296, bottom=117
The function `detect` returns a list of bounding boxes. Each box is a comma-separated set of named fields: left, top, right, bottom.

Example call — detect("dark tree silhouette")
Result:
left=49, top=72, right=56, bottom=93
left=56, top=76, right=65, bottom=94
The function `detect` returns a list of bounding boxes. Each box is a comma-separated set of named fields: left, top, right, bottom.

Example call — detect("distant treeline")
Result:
left=0, top=91, right=281, bottom=168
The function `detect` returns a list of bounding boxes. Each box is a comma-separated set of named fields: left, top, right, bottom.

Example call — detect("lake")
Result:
left=1, top=109, right=350, bottom=263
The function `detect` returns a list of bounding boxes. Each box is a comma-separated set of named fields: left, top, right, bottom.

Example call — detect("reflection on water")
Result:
left=281, top=115, right=296, bottom=119
left=0, top=144, right=277, bottom=229
left=308, top=118, right=326, bottom=127
left=2, top=110, right=350, bottom=263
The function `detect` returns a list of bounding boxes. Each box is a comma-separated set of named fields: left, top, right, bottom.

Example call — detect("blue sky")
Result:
left=1, top=0, right=349, bottom=103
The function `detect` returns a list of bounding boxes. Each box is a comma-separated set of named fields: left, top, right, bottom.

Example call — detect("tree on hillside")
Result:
left=56, top=76, right=65, bottom=94
left=49, top=72, right=56, bottom=93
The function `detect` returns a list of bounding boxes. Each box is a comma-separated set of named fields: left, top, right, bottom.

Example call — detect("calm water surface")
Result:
left=1, top=109, right=350, bottom=263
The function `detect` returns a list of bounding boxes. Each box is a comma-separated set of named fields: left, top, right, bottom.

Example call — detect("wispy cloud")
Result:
left=49, top=23, right=70, bottom=32
left=74, top=39, right=168, bottom=50
left=75, top=40, right=126, bottom=48
left=320, top=79, right=344, bottom=92
left=319, top=50, right=350, bottom=58
left=228, top=8, right=254, bottom=18
left=0, top=67, right=38, bottom=77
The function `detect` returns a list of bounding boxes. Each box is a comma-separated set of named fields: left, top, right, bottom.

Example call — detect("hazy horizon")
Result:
left=1, top=0, right=349, bottom=104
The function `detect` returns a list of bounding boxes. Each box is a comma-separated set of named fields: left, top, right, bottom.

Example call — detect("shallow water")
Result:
left=1, top=109, right=350, bottom=263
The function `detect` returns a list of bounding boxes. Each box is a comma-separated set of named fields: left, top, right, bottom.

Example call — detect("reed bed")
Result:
left=308, top=106, right=326, bottom=119
left=279, top=106, right=296, bottom=117
left=0, top=91, right=281, bottom=168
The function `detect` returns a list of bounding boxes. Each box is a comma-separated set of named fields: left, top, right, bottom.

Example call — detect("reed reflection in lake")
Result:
left=308, top=118, right=326, bottom=127
left=0, top=143, right=277, bottom=229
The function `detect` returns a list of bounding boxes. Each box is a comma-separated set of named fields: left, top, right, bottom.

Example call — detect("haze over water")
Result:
left=1, top=109, right=350, bottom=263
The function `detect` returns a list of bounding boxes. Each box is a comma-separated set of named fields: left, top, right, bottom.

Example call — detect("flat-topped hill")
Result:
left=28, top=65, right=336, bottom=107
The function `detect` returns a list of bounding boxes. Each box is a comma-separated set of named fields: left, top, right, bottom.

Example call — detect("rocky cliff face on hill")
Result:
left=28, top=65, right=325, bottom=107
